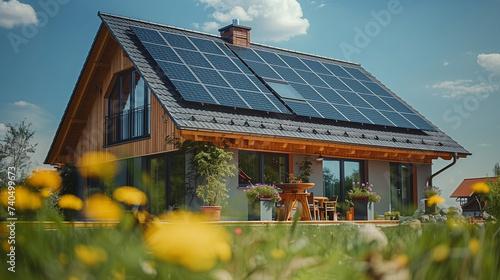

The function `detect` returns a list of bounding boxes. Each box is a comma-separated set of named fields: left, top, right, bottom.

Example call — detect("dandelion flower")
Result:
left=0, top=186, right=42, bottom=211
left=468, top=238, right=480, bottom=255
left=40, top=188, right=52, bottom=198
left=83, top=194, right=123, bottom=221
left=58, top=194, right=83, bottom=211
left=78, top=151, right=118, bottom=179
left=427, top=195, right=445, bottom=206
left=144, top=211, right=231, bottom=272
left=431, top=244, right=450, bottom=262
left=472, top=182, right=489, bottom=194
left=113, top=186, right=147, bottom=206
left=271, top=248, right=286, bottom=259
left=26, top=169, right=62, bottom=192
left=74, top=244, right=108, bottom=267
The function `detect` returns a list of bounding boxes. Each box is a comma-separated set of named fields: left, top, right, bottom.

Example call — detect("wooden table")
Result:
left=276, top=193, right=312, bottom=221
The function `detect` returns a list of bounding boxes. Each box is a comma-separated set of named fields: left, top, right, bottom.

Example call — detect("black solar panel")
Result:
left=132, top=26, right=289, bottom=114
left=230, top=45, right=436, bottom=130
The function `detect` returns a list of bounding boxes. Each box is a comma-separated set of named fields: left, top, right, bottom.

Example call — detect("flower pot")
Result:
left=353, top=200, right=374, bottom=220
left=200, top=206, right=222, bottom=221
left=248, top=198, right=274, bottom=221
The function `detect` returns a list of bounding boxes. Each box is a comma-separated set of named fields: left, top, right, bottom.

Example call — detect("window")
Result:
left=106, top=70, right=150, bottom=145
left=238, top=152, right=288, bottom=187
left=267, top=81, right=304, bottom=100
left=323, top=159, right=363, bottom=202
left=390, top=163, right=413, bottom=215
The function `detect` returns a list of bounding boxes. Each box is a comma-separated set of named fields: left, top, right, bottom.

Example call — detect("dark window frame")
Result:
left=105, top=70, right=150, bottom=146
left=390, top=162, right=414, bottom=214
left=322, top=158, right=364, bottom=202
left=238, top=151, right=289, bottom=188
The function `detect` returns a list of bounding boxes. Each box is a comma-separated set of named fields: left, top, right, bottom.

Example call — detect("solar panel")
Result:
left=343, top=67, right=372, bottom=81
left=286, top=100, right=322, bottom=118
left=142, top=43, right=181, bottom=63
left=189, top=37, right=225, bottom=55
left=131, top=26, right=166, bottom=45
left=132, top=26, right=289, bottom=114
left=295, top=70, right=328, bottom=87
left=160, top=32, right=196, bottom=50
left=401, top=113, right=435, bottom=131
left=230, top=45, right=436, bottom=130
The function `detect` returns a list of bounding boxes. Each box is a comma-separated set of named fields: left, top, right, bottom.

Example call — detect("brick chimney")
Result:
left=219, top=19, right=251, bottom=47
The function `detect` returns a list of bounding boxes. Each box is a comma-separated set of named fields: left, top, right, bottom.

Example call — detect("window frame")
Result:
left=238, top=151, right=289, bottom=188
left=105, top=69, right=150, bottom=146
left=322, top=158, right=364, bottom=202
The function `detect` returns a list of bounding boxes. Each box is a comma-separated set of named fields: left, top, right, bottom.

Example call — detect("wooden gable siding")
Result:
left=71, top=35, right=181, bottom=164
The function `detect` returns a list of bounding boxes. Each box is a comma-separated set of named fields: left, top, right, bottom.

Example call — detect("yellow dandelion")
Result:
left=40, top=188, right=52, bottom=198
left=74, top=244, right=108, bottom=267
left=468, top=238, right=480, bottom=256
left=472, top=182, right=490, bottom=194
left=144, top=211, right=231, bottom=272
left=26, top=169, right=62, bottom=192
left=427, top=195, right=445, bottom=206
left=133, top=210, right=151, bottom=223
left=58, top=253, right=69, bottom=266
left=68, top=277, right=80, bottom=280
left=58, top=194, right=83, bottom=211
left=83, top=194, right=123, bottom=221
left=0, top=186, right=42, bottom=211
left=271, top=248, right=286, bottom=259
left=78, top=151, right=118, bottom=179
left=392, top=254, right=409, bottom=267
left=113, top=186, right=148, bottom=206
left=431, top=244, right=450, bottom=262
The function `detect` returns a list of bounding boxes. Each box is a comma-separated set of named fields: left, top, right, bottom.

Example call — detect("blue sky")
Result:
left=0, top=0, right=499, bottom=205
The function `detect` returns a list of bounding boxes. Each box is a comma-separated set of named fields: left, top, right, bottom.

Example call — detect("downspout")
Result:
left=426, top=152, right=458, bottom=187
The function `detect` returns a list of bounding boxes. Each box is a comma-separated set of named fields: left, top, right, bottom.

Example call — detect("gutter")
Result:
left=427, top=152, right=458, bottom=187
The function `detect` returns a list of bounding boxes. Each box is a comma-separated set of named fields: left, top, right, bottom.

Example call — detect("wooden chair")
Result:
left=323, top=196, right=338, bottom=221
left=307, top=192, right=320, bottom=221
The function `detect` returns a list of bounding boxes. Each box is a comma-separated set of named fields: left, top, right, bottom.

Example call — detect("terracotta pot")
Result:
left=200, top=206, right=222, bottom=221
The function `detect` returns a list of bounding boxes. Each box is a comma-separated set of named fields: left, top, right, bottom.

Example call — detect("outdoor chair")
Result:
left=307, top=192, right=320, bottom=220
left=324, top=196, right=338, bottom=221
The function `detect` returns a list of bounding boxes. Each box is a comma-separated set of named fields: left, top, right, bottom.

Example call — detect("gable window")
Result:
left=106, top=70, right=150, bottom=145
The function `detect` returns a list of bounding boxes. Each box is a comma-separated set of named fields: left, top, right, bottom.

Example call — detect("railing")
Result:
left=105, top=106, right=150, bottom=145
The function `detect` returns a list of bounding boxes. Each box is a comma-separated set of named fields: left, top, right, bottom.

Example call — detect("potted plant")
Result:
left=423, top=186, right=441, bottom=214
left=192, top=144, right=236, bottom=220
left=244, top=184, right=281, bottom=221
left=347, top=182, right=381, bottom=220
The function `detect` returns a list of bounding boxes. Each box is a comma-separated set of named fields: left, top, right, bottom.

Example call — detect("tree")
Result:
left=0, top=120, right=37, bottom=186
left=493, top=162, right=500, bottom=177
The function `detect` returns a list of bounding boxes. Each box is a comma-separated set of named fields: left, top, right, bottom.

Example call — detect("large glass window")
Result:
left=323, top=159, right=362, bottom=202
left=146, top=153, right=186, bottom=215
left=238, top=152, right=288, bottom=187
left=106, top=70, right=150, bottom=145
left=390, top=163, right=413, bottom=215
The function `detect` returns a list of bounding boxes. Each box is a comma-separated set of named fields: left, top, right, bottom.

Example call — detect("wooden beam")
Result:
left=248, top=140, right=255, bottom=146
left=319, top=146, right=324, bottom=152
left=297, top=145, right=306, bottom=150
left=282, top=143, right=288, bottom=148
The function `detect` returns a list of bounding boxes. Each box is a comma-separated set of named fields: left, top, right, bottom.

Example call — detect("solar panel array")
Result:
left=130, top=25, right=435, bottom=131
left=229, top=46, right=436, bottom=131
left=130, top=26, right=289, bottom=113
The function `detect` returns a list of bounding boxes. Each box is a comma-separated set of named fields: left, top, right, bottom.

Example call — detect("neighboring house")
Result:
left=45, top=12, right=470, bottom=220
left=450, top=177, right=497, bottom=217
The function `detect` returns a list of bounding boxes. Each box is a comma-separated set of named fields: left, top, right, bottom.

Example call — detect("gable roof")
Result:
left=450, top=177, right=497, bottom=198
left=45, top=12, right=470, bottom=164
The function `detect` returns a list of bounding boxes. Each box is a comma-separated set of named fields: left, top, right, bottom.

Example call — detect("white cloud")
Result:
left=196, top=0, right=310, bottom=42
left=477, top=53, right=500, bottom=76
left=13, top=100, right=37, bottom=107
left=0, top=0, right=38, bottom=29
left=192, top=22, right=199, bottom=29
left=0, top=123, right=7, bottom=136
left=478, top=143, right=491, bottom=147
left=443, top=61, right=449, bottom=66
left=429, top=79, right=499, bottom=98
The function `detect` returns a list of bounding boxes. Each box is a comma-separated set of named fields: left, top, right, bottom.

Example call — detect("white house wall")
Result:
left=367, top=160, right=391, bottom=215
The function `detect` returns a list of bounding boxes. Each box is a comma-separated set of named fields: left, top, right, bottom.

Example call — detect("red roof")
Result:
left=450, top=177, right=497, bottom=198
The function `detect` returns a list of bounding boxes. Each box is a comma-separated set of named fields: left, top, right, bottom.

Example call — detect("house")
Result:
left=45, top=12, right=470, bottom=220
left=450, top=177, right=496, bottom=217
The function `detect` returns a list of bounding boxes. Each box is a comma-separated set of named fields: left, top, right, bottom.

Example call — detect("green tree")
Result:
left=0, top=120, right=37, bottom=186
left=493, top=162, right=500, bottom=177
